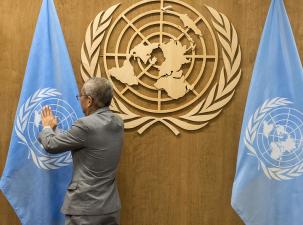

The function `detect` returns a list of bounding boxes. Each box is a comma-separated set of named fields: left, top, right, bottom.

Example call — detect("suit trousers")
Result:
left=64, top=211, right=120, bottom=225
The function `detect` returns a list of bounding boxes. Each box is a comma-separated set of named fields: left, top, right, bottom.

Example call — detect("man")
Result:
left=38, top=77, right=124, bottom=225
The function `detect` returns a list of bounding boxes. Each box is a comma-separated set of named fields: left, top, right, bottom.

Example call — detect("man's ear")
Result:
left=88, top=96, right=93, bottom=106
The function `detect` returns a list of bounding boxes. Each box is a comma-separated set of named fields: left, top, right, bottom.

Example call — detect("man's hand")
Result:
left=41, top=106, right=57, bottom=129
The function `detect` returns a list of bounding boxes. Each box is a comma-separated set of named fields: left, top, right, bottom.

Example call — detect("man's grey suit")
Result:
left=39, top=107, right=123, bottom=221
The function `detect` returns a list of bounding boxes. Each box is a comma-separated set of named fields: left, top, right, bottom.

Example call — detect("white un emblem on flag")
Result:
left=244, top=97, right=303, bottom=180
left=15, top=88, right=78, bottom=170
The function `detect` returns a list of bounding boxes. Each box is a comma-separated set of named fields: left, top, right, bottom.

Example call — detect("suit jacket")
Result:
left=38, top=107, right=124, bottom=215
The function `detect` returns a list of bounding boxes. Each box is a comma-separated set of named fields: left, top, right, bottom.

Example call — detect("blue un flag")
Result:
left=231, top=0, right=303, bottom=225
left=0, top=0, right=83, bottom=224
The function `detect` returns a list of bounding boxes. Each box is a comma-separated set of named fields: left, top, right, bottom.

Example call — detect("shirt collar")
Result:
left=92, top=106, right=110, bottom=115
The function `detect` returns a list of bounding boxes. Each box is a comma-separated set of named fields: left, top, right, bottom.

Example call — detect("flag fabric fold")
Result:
left=232, top=0, right=303, bottom=225
left=0, top=0, right=82, bottom=224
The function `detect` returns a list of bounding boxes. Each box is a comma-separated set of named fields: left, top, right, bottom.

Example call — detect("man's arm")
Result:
left=38, top=119, right=88, bottom=154
left=38, top=105, right=87, bottom=154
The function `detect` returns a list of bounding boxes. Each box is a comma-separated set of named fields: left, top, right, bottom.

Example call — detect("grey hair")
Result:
left=82, top=77, right=113, bottom=108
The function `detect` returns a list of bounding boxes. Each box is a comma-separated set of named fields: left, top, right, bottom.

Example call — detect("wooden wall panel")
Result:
left=1, top=0, right=303, bottom=224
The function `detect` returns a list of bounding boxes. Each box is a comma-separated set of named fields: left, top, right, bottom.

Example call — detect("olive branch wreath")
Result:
left=15, top=88, right=72, bottom=170
left=244, top=97, right=303, bottom=180
left=80, top=4, right=241, bottom=135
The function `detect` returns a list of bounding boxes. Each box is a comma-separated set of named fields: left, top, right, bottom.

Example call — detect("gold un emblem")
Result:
left=80, top=0, right=242, bottom=135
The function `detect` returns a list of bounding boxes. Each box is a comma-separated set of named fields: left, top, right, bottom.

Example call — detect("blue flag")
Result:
left=0, top=0, right=83, bottom=224
left=231, top=0, right=303, bottom=225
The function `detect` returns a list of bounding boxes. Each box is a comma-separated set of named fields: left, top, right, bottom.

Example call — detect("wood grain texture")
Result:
left=1, top=0, right=303, bottom=224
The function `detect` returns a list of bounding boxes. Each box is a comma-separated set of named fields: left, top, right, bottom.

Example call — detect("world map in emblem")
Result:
left=103, top=0, right=218, bottom=113
left=256, top=107, right=303, bottom=169
left=109, top=39, right=192, bottom=100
